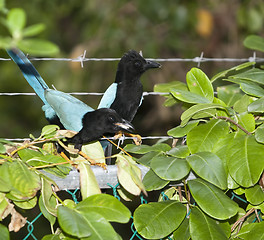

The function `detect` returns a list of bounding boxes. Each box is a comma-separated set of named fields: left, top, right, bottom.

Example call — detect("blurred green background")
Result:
left=1, top=0, right=264, bottom=139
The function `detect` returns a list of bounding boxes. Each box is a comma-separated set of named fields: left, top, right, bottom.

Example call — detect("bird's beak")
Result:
left=144, top=60, right=161, bottom=70
left=115, top=120, right=135, bottom=133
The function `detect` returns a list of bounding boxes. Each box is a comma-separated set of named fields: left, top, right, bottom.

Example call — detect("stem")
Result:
left=216, top=116, right=251, bottom=135
left=183, top=179, right=191, bottom=205
left=104, top=136, right=132, bottom=157
left=231, top=208, right=255, bottom=232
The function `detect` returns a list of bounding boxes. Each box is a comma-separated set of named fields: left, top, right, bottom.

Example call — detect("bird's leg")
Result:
left=113, top=131, right=142, bottom=145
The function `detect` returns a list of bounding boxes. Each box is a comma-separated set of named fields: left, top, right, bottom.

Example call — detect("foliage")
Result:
left=0, top=1, right=58, bottom=55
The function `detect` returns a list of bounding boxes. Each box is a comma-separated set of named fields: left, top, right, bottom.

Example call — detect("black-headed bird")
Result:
left=6, top=48, right=134, bottom=152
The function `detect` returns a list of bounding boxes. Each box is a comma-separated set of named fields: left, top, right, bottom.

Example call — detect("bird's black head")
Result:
left=115, top=50, right=161, bottom=83
left=80, top=108, right=134, bottom=141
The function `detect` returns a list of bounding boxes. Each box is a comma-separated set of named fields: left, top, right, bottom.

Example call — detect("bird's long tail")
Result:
left=6, top=48, right=50, bottom=105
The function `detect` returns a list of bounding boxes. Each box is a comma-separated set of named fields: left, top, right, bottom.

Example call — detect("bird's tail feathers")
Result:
left=6, top=48, right=49, bottom=105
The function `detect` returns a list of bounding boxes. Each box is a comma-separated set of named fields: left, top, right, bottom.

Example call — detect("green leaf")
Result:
left=211, top=62, right=255, bottom=83
left=75, top=194, right=130, bottom=223
left=41, top=178, right=57, bottom=216
left=234, top=94, right=253, bottom=113
left=116, top=154, right=146, bottom=195
left=168, top=120, right=199, bottom=138
left=167, top=145, right=190, bottom=158
left=22, top=23, right=46, bottom=37
left=39, top=194, right=56, bottom=226
left=154, top=81, right=188, bottom=92
left=230, top=68, right=264, bottom=85
left=248, top=97, right=264, bottom=113
left=245, top=185, right=264, bottom=205
left=186, top=68, right=214, bottom=102
left=57, top=205, right=91, bottom=238
left=255, top=125, right=264, bottom=143
left=217, top=85, right=242, bottom=107
left=7, top=8, right=26, bottom=37
left=18, top=38, right=59, bottom=56
left=173, top=218, right=190, bottom=240
left=171, top=88, right=211, bottom=104
left=13, top=196, right=37, bottom=209
left=180, top=104, right=226, bottom=126
left=187, top=152, right=227, bottom=189
left=78, top=163, right=101, bottom=199
left=18, top=148, right=43, bottom=161
left=0, top=224, right=10, bottom=240
left=151, top=155, right=190, bottom=181
left=40, top=125, right=59, bottom=138
left=187, top=119, right=229, bottom=154
left=0, top=143, right=5, bottom=154
left=41, top=235, right=60, bottom=240
left=143, top=169, right=169, bottom=191
left=124, top=143, right=171, bottom=154
left=240, top=82, right=264, bottom=97
left=189, top=207, right=228, bottom=240
left=237, top=112, right=255, bottom=132
left=7, top=161, right=40, bottom=200
left=136, top=151, right=160, bottom=167
left=134, top=201, right=186, bottom=239
left=81, top=141, right=105, bottom=165
left=244, top=35, right=264, bottom=52
left=236, top=221, right=264, bottom=240
left=188, top=179, right=239, bottom=220
left=227, top=135, right=264, bottom=187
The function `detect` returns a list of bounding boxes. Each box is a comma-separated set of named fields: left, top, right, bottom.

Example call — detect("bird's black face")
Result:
left=82, top=108, right=134, bottom=137
left=120, top=50, right=161, bottom=76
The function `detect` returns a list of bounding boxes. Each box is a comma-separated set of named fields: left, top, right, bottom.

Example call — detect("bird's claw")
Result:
left=131, top=134, right=142, bottom=145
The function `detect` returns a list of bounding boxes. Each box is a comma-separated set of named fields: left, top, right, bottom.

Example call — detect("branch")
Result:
left=216, top=116, right=252, bottom=135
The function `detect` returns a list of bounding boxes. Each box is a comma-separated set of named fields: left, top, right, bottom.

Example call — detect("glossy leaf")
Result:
left=136, top=151, right=160, bottom=167
left=76, top=194, right=130, bottom=223
left=245, top=185, right=264, bottom=205
left=41, top=178, right=57, bottom=216
left=248, top=97, right=264, bottom=112
left=18, top=38, right=59, bottom=56
left=81, top=141, right=105, bottom=165
left=40, top=125, right=59, bottom=137
left=173, top=218, right=190, bottom=240
left=124, top=143, right=171, bottom=154
left=237, top=112, right=255, bottom=132
left=41, top=235, right=60, bottom=240
left=230, top=68, right=264, bottom=85
left=13, top=196, right=37, bottom=209
left=143, top=169, right=169, bottom=191
left=0, top=224, right=10, bottom=240
left=180, top=104, right=226, bottom=126
left=234, top=94, right=253, bottom=113
left=187, top=119, right=229, bottom=154
left=8, top=161, right=40, bottom=199
left=168, top=120, right=199, bottom=138
left=227, top=135, right=264, bottom=187
left=189, top=207, right=228, bottom=240
left=171, top=88, right=211, bottom=103
left=154, top=80, right=188, bottom=92
left=39, top=194, right=56, bottom=225
left=255, top=125, right=264, bottom=143
left=167, top=145, right=190, bottom=158
left=236, top=221, right=264, bottom=240
left=186, top=68, right=214, bottom=102
left=116, top=154, right=146, bottom=195
left=57, top=205, right=91, bottom=238
left=187, top=152, right=227, bottom=189
left=244, top=35, right=264, bottom=52
left=78, top=162, right=101, bottom=199
left=188, top=179, right=239, bottom=220
left=134, top=201, right=186, bottom=239
left=217, top=85, right=242, bottom=107
left=240, top=82, right=264, bottom=97
left=151, top=155, right=190, bottom=181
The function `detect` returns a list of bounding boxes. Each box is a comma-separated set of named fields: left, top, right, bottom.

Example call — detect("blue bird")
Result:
left=7, top=48, right=134, bottom=151
left=98, top=50, right=161, bottom=154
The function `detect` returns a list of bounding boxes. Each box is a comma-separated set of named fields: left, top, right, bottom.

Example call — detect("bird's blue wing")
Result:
left=97, top=83, right=118, bottom=109
left=44, top=89, right=94, bottom=132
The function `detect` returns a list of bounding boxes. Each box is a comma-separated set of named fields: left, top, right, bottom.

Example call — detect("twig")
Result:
left=216, top=116, right=252, bottom=135
left=231, top=208, right=255, bottom=232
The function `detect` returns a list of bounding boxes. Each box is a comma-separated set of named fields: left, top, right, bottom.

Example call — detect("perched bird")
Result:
left=98, top=50, right=161, bottom=122
left=6, top=48, right=134, bottom=151
left=98, top=50, right=161, bottom=154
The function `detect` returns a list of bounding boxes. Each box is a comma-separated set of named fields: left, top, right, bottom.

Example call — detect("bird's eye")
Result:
left=134, top=61, right=141, bottom=67
left=108, top=116, right=115, bottom=122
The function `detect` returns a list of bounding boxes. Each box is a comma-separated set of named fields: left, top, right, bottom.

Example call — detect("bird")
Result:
left=6, top=48, right=134, bottom=154
left=98, top=50, right=161, bottom=154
